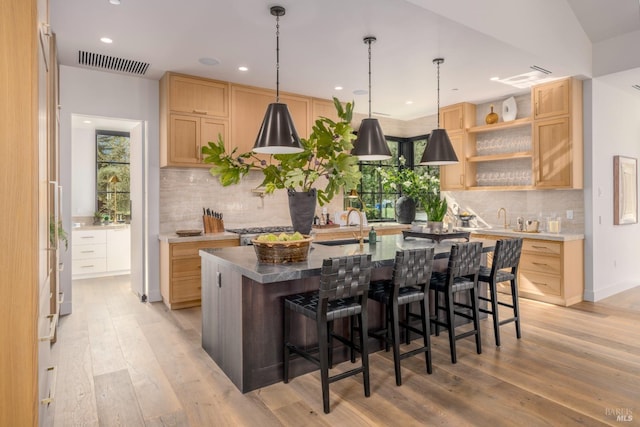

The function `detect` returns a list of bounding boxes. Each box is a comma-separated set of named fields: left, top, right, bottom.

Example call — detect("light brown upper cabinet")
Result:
left=160, top=72, right=230, bottom=167
left=532, top=78, right=570, bottom=120
left=439, top=132, right=467, bottom=191
left=439, top=102, right=475, bottom=133
left=230, top=84, right=311, bottom=156
left=439, top=103, right=475, bottom=191
left=311, top=97, right=340, bottom=126
left=532, top=78, right=583, bottom=189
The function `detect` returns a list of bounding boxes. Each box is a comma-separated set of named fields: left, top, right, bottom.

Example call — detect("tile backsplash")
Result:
left=444, top=189, right=584, bottom=233
left=159, top=168, right=344, bottom=234
left=160, top=167, right=584, bottom=235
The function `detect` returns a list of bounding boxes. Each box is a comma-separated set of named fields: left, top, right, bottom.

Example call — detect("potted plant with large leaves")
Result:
left=201, top=97, right=362, bottom=234
left=378, top=156, right=446, bottom=226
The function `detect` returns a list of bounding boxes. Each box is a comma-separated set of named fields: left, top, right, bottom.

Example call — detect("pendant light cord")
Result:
left=367, top=39, right=372, bottom=118
left=433, top=58, right=444, bottom=128
left=436, top=59, right=440, bottom=128
left=275, top=13, right=280, bottom=103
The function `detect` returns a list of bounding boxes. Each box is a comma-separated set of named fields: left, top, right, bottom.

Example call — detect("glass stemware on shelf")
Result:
left=476, top=134, right=531, bottom=156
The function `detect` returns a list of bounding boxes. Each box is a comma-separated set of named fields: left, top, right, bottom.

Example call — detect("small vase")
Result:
left=485, top=105, right=499, bottom=124
left=395, top=196, right=416, bottom=224
left=427, top=221, right=443, bottom=234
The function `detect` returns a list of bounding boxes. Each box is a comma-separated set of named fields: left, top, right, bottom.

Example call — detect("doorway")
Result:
left=69, top=114, right=146, bottom=300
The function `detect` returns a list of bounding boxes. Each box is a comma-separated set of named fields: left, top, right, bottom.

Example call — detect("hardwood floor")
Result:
left=51, top=276, right=640, bottom=426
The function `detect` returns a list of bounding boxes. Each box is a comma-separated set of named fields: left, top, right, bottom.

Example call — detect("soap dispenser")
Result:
left=368, top=227, right=377, bottom=246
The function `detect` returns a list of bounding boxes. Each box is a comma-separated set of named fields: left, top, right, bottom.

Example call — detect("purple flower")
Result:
left=238, top=158, right=244, bottom=164
left=260, top=160, right=267, bottom=166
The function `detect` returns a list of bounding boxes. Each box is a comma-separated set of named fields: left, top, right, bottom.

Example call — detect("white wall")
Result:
left=584, top=78, right=640, bottom=301
left=71, top=127, right=95, bottom=216
left=59, top=65, right=161, bottom=314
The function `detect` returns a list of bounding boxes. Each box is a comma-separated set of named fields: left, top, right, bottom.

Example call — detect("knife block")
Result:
left=203, top=216, right=224, bottom=233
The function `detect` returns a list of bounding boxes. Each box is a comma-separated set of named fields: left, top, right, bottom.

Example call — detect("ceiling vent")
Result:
left=78, top=50, right=150, bottom=76
left=632, top=84, right=640, bottom=91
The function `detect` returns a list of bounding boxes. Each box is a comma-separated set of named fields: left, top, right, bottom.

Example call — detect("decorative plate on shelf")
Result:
left=502, top=96, right=517, bottom=122
left=176, top=229, right=202, bottom=237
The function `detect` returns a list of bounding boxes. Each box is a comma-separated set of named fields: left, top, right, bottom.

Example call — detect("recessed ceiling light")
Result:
left=83, top=120, right=92, bottom=124
left=100, top=37, right=113, bottom=44
left=405, top=100, right=413, bottom=105
left=109, top=0, right=121, bottom=4
left=198, top=57, right=219, bottom=66
left=490, top=77, right=500, bottom=81
left=334, top=86, right=343, bottom=91
left=238, top=66, right=248, bottom=71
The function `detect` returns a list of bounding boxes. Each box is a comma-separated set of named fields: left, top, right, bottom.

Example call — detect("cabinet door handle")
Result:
left=39, top=314, right=58, bottom=342
left=192, top=109, right=207, bottom=115
left=81, top=250, right=95, bottom=254
left=459, top=175, right=464, bottom=186
left=531, top=280, right=548, bottom=286
left=532, top=262, right=549, bottom=267
left=217, top=271, right=222, bottom=288
left=81, top=265, right=95, bottom=268
left=40, top=366, right=58, bottom=405
left=81, top=236, right=94, bottom=239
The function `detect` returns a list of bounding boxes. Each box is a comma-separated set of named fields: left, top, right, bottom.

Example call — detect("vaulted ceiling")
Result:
left=51, top=0, right=640, bottom=120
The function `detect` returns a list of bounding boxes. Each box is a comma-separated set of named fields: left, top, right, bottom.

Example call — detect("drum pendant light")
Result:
left=253, top=6, right=303, bottom=154
left=352, top=36, right=391, bottom=161
left=419, top=58, right=459, bottom=165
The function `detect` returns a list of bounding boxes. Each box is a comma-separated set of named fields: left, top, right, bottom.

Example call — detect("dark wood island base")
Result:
left=201, top=235, right=493, bottom=393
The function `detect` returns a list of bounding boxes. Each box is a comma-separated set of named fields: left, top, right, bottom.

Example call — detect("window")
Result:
left=353, top=134, right=440, bottom=223
left=354, top=138, right=400, bottom=222
left=96, top=130, right=130, bottom=222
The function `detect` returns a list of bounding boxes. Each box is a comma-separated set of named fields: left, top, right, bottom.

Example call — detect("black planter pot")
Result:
left=287, top=189, right=317, bottom=235
left=395, top=196, right=416, bottom=224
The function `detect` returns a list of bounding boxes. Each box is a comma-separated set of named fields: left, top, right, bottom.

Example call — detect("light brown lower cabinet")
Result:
left=474, top=234, right=584, bottom=306
left=160, top=238, right=239, bottom=309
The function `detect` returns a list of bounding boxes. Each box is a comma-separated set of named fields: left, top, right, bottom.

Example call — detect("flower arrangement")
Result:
left=377, top=156, right=447, bottom=222
left=201, top=97, right=361, bottom=206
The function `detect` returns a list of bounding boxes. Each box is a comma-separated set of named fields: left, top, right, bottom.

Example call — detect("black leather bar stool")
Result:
left=367, top=248, right=435, bottom=386
left=477, top=238, right=523, bottom=346
left=429, top=241, right=483, bottom=364
left=283, top=254, right=372, bottom=414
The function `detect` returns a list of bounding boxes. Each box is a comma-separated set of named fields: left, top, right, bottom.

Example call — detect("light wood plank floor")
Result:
left=51, top=276, right=640, bottom=426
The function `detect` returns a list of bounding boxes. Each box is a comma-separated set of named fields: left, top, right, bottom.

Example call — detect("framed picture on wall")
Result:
left=614, top=155, right=637, bottom=225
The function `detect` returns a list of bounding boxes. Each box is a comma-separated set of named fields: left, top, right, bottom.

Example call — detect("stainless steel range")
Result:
left=226, top=226, right=295, bottom=246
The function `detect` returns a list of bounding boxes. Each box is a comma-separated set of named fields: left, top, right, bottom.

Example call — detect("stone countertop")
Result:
left=73, top=223, right=130, bottom=231
left=464, top=228, right=584, bottom=242
left=158, top=231, right=239, bottom=244
left=200, top=234, right=494, bottom=284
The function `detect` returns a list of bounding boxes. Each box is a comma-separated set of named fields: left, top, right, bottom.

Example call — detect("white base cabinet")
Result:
left=72, top=227, right=131, bottom=278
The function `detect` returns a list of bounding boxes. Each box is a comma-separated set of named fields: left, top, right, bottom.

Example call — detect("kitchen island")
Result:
left=200, top=234, right=495, bottom=393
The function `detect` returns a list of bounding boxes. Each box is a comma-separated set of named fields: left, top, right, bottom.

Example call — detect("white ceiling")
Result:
left=51, top=0, right=640, bottom=121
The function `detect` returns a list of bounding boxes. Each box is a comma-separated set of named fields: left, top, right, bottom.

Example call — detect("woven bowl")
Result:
left=252, top=235, right=313, bottom=263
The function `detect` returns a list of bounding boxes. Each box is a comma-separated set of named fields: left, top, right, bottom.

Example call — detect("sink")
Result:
left=314, top=238, right=369, bottom=246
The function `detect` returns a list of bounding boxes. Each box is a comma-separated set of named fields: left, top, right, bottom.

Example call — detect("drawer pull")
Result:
left=192, top=109, right=208, bottom=114
left=531, top=245, right=549, bottom=250
left=81, top=236, right=94, bottom=239
left=81, top=265, right=95, bottom=268
left=531, top=281, right=549, bottom=286
left=40, top=366, right=57, bottom=405
left=532, top=262, right=549, bottom=266
left=80, top=250, right=95, bottom=254
left=39, top=314, right=58, bottom=342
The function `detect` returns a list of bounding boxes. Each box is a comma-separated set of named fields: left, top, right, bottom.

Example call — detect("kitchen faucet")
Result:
left=497, top=207, right=508, bottom=229
left=347, top=208, right=365, bottom=250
